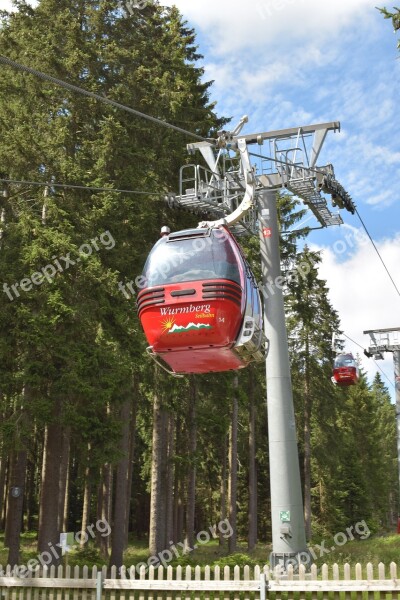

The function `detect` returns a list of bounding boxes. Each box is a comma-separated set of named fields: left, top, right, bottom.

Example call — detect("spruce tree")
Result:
left=0, top=0, right=222, bottom=563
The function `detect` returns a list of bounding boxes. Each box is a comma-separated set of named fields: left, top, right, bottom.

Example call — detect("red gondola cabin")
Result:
left=138, top=226, right=265, bottom=375
left=332, top=353, right=359, bottom=386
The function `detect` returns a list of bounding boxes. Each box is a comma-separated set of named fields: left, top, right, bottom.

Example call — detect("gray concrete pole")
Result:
left=394, top=350, right=400, bottom=523
left=258, top=190, right=307, bottom=569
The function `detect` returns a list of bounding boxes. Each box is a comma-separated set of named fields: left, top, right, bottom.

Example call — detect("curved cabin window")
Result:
left=334, top=354, right=356, bottom=368
left=143, top=229, right=242, bottom=287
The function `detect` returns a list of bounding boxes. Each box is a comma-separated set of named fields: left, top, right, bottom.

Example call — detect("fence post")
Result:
left=260, top=573, right=267, bottom=600
left=96, top=571, right=103, bottom=600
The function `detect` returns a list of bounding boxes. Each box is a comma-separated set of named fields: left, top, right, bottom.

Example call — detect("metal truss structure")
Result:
left=172, top=118, right=355, bottom=235
left=363, top=327, right=400, bottom=359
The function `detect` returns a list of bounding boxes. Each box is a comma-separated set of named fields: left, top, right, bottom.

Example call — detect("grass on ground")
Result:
left=0, top=531, right=399, bottom=571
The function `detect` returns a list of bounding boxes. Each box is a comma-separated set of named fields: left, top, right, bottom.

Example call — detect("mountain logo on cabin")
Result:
left=168, top=322, right=212, bottom=334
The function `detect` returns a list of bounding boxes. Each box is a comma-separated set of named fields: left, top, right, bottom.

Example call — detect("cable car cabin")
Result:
left=137, top=226, right=265, bottom=375
left=332, top=353, right=360, bottom=386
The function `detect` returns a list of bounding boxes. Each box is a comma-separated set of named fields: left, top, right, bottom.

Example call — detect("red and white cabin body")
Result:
left=332, top=353, right=360, bottom=386
left=138, top=226, right=265, bottom=375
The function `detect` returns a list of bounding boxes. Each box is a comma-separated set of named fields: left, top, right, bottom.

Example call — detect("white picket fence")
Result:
left=0, top=562, right=400, bottom=599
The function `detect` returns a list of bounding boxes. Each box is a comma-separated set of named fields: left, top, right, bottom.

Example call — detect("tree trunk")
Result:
left=5, top=449, right=28, bottom=565
left=96, top=402, right=112, bottom=559
left=173, top=416, right=184, bottom=544
left=219, top=435, right=228, bottom=549
left=125, top=386, right=138, bottom=548
left=58, top=428, right=70, bottom=532
left=0, top=407, right=6, bottom=528
left=186, top=376, right=197, bottom=549
left=160, top=409, right=169, bottom=549
left=109, top=396, right=132, bottom=569
left=62, top=456, right=70, bottom=532
left=0, top=450, right=8, bottom=531
left=148, top=379, right=168, bottom=556
left=166, top=413, right=175, bottom=545
left=38, top=401, right=63, bottom=564
left=80, top=454, right=91, bottom=548
left=25, top=422, right=41, bottom=532
left=304, top=351, right=312, bottom=541
left=25, top=454, right=36, bottom=532
left=96, top=462, right=112, bottom=559
left=173, top=416, right=182, bottom=544
left=248, top=370, right=257, bottom=551
left=228, top=375, right=238, bottom=553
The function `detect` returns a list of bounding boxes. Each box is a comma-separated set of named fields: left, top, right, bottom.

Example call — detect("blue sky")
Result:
left=161, top=0, right=400, bottom=397
left=1, top=0, right=399, bottom=395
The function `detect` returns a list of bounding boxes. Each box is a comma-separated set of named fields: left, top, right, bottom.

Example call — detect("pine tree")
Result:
left=286, top=245, right=341, bottom=539
left=0, top=0, right=222, bottom=563
left=371, top=372, right=398, bottom=526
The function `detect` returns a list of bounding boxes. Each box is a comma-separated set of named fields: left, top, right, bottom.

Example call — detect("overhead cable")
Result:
left=0, top=178, right=161, bottom=195
left=355, top=207, right=400, bottom=299
left=0, top=54, right=211, bottom=143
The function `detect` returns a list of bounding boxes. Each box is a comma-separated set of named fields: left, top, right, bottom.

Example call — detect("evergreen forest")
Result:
left=0, top=0, right=397, bottom=571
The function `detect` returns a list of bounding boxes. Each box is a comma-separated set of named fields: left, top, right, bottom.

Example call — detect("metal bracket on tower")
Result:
left=198, top=137, right=256, bottom=229
left=216, top=114, right=249, bottom=149
left=172, top=119, right=352, bottom=234
left=175, top=116, right=259, bottom=235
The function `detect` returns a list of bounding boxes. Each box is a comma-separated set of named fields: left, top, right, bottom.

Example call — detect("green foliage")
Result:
left=212, top=552, right=260, bottom=568
left=378, top=6, right=400, bottom=29
left=377, top=6, right=400, bottom=49
left=0, top=0, right=397, bottom=565
left=0, top=0, right=222, bottom=551
left=71, top=543, right=105, bottom=567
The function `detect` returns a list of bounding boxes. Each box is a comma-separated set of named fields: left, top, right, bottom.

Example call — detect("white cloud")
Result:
left=311, top=231, right=400, bottom=398
left=0, top=0, right=37, bottom=9
left=323, top=127, right=400, bottom=211
left=365, top=190, right=395, bottom=208
left=162, top=0, right=379, bottom=54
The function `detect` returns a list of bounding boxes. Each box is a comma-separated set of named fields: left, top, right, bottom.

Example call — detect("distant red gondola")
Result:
left=138, top=226, right=265, bottom=375
left=332, top=353, right=359, bottom=386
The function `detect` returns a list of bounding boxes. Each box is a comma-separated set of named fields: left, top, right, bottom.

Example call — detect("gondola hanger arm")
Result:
left=215, top=115, right=249, bottom=149
left=198, top=137, right=256, bottom=229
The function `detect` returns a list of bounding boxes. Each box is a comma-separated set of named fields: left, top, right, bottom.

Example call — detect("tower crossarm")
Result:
left=174, top=119, right=351, bottom=234
left=363, top=328, right=400, bottom=355
left=188, top=121, right=341, bottom=158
